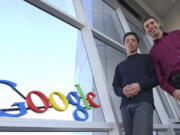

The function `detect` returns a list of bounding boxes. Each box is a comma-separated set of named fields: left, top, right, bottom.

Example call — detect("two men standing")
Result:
left=113, top=16, right=180, bottom=135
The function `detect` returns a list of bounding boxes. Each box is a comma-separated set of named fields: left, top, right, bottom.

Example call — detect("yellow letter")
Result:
left=49, top=91, right=69, bottom=111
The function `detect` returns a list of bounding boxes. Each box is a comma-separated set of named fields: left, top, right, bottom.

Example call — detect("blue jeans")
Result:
left=121, top=102, right=153, bottom=135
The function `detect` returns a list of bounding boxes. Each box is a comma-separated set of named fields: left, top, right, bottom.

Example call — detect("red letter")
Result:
left=86, top=92, right=101, bottom=108
left=26, top=91, right=49, bottom=113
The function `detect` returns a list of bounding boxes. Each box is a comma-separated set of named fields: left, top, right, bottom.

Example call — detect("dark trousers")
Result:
left=121, top=102, right=153, bottom=135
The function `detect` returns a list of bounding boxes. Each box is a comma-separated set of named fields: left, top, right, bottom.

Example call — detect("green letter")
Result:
left=75, top=84, right=91, bottom=110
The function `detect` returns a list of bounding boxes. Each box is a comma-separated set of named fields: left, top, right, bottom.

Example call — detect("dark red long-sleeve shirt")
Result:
left=150, top=30, right=180, bottom=95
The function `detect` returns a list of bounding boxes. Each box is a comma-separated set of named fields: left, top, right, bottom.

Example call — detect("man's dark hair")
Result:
left=142, top=16, right=159, bottom=31
left=123, top=32, right=139, bottom=43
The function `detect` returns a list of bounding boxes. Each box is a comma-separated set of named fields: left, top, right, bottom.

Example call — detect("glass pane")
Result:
left=83, top=0, right=125, bottom=44
left=127, top=20, right=151, bottom=53
left=75, top=32, right=105, bottom=122
left=43, top=0, right=76, bottom=18
left=175, top=130, right=180, bottom=135
left=0, top=0, right=104, bottom=122
left=95, top=38, right=126, bottom=123
left=153, top=131, right=158, bottom=135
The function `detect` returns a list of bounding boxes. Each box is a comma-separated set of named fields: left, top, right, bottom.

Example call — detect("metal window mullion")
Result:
left=0, top=117, right=113, bottom=132
left=167, top=95, right=180, bottom=119
left=164, top=92, right=179, bottom=119
left=103, top=0, right=120, bottom=10
left=153, top=124, right=169, bottom=131
left=91, top=28, right=126, bottom=54
left=153, top=88, right=170, bottom=124
left=73, top=0, right=122, bottom=134
left=24, top=0, right=85, bottom=30
left=116, top=7, right=131, bottom=33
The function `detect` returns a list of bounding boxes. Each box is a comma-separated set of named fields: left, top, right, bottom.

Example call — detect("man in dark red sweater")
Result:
left=143, top=17, right=180, bottom=100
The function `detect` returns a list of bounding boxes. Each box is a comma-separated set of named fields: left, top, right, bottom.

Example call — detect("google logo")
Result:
left=0, top=80, right=101, bottom=121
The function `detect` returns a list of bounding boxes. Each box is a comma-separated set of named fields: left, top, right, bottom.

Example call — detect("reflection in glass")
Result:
left=83, top=0, right=125, bottom=44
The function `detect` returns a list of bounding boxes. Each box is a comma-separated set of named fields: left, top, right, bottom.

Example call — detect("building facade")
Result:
left=0, top=0, right=180, bottom=135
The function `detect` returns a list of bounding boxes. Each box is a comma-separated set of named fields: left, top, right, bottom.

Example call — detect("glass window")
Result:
left=153, top=131, right=158, bottom=135
left=0, top=0, right=104, bottom=122
left=175, top=129, right=180, bottom=135
left=83, top=0, right=125, bottom=44
left=42, top=0, right=76, bottom=17
left=95, top=38, right=126, bottom=123
left=75, top=32, right=105, bottom=122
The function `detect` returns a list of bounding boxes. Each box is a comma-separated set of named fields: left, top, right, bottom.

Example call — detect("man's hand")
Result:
left=123, top=85, right=131, bottom=98
left=172, top=89, right=180, bottom=101
left=123, top=83, right=141, bottom=98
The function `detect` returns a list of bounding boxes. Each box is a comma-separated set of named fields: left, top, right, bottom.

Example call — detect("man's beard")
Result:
left=153, top=32, right=159, bottom=38
left=152, top=29, right=160, bottom=38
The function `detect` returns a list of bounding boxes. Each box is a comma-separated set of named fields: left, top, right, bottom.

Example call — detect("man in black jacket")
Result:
left=112, top=32, right=158, bottom=135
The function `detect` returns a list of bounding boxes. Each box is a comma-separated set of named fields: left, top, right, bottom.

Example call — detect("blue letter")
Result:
left=0, top=102, right=27, bottom=117
left=67, top=91, right=89, bottom=121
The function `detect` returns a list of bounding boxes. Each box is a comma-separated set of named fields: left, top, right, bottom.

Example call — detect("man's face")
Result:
left=143, top=18, right=161, bottom=37
left=124, top=35, right=139, bottom=54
